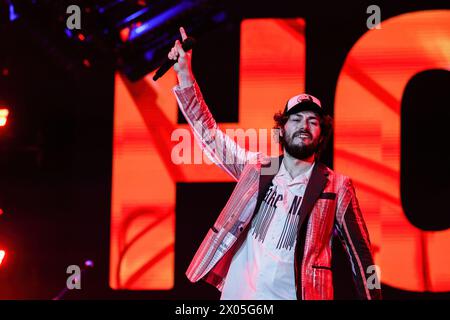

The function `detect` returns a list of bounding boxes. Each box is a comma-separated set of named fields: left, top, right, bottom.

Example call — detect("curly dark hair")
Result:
left=273, top=110, right=333, bottom=160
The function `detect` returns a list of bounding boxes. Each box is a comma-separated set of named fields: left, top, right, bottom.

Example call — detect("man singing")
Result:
left=168, top=27, right=381, bottom=300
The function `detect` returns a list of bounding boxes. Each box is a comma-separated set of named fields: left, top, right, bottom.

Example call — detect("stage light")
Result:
left=0, top=108, right=9, bottom=127
left=82, top=59, right=91, bottom=68
left=128, top=2, right=195, bottom=42
left=8, top=1, right=19, bottom=22
left=0, top=250, right=5, bottom=266
left=10, top=0, right=228, bottom=80
left=84, top=260, right=94, bottom=268
left=119, top=27, right=130, bottom=42
left=64, top=28, right=73, bottom=38
left=119, top=7, right=149, bottom=27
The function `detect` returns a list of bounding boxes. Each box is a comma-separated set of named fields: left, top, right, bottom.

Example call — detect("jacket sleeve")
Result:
left=173, top=81, right=261, bottom=181
left=334, top=178, right=382, bottom=300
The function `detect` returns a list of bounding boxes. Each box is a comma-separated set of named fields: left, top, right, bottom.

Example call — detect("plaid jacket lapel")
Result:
left=297, top=162, right=329, bottom=230
left=256, top=155, right=284, bottom=205
left=294, top=162, right=329, bottom=299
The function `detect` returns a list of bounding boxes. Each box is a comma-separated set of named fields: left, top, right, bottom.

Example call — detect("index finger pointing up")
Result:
left=180, top=27, right=188, bottom=41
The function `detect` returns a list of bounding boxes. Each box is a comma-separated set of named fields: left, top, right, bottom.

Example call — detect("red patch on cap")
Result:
left=297, top=94, right=311, bottom=103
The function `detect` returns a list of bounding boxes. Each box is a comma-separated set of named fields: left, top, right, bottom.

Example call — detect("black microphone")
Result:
left=153, top=37, right=196, bottom=81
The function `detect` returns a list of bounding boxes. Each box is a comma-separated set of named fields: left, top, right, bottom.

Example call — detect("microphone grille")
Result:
left=181, top=37, right=196, bottom=51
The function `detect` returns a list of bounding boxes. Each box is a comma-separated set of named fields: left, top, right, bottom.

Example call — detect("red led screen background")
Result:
left=110, top=12, right=450, bottom=292
left=111, top=18, right=306, bottom=290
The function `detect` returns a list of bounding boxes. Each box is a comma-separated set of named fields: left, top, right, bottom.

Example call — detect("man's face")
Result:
left=281, top=110, right=322, bottom=160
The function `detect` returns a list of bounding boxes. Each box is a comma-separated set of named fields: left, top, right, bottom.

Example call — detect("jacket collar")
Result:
left=297, top=161, right=329, bottom=224
left=257, top=154, right=329, bottom=217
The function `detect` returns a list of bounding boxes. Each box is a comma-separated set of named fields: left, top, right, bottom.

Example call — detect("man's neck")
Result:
left=282, top=151, right=315, bottom=179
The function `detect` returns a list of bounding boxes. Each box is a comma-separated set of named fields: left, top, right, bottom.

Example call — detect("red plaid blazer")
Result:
left=173, top=82, right=381, bottom=300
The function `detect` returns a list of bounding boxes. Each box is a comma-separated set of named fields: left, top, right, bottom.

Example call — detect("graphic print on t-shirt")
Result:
left=251, top=185, right=282, bottom=242
left=250, top=184, right=303, bottom=250
left=276, top=195, right=302, bottom=250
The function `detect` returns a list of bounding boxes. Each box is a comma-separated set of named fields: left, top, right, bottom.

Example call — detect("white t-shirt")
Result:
left=221, top=161, right=315, bottom=300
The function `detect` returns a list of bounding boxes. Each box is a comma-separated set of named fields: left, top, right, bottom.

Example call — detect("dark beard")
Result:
left=282, top=132, right=318, bottom=160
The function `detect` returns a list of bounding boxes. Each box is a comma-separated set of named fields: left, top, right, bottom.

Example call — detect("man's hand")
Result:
left=168, top=26, right=194, bottom=88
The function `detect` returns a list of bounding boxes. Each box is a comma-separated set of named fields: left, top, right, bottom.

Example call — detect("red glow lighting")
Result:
left=0, top=250, right=5, bottom=266
left=0, top=108, right=9, bottom=127
left=78, top=33, right=86, bottom=41
left=120, top=27, right=130, bottom=42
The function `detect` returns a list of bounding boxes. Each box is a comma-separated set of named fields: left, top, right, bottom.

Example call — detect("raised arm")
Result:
left=169, top=27, right=261, bottom=181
